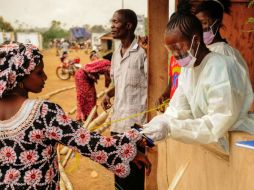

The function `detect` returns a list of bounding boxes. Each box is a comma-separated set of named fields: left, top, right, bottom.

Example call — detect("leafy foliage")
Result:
left=0, top=16, right=14, bottom=31
left=42, top=20, right=70, bottom=48
left=88, top=25, right=107, bottom=33
left=247, top=17, right=254, bottom=24
left=248, top=0, right=254, bottom=7
left=243, top=0, right=254, bottom=32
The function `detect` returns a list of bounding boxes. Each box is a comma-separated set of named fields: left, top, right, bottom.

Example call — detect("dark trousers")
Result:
left=111, top=132, right=145, bottom=190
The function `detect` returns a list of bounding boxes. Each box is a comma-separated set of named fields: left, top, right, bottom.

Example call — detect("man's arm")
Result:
left=101, top=86, right=115, bottom=111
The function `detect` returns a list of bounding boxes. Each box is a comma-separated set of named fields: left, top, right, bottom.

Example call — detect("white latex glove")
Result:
left=141, top=114, right=170, bottom=142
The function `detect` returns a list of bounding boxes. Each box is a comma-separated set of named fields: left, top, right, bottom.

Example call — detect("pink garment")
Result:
left=75, top=69, right=96, bottom=120
left=84, top=59, right=111, bottom=73
left=75, top=59, right=111, bottom=120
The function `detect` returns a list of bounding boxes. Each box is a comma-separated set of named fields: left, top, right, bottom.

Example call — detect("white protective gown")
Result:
left=207, top=42, right=249, bottom=75
left=142, top=52, right=254, bottom=145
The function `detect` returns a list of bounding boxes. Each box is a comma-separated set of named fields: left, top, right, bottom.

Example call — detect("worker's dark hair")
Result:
left=116, top=9, right=138, bottom=31
left=195, top=0, right=231, bottom=21
left=166, top=0, right=203, bottom=41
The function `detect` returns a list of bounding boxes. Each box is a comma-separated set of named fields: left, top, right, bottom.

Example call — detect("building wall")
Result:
left=16, top=33, right=43, bottom=49
left=0, top=32, right=15, bottom=44
left=221, top=1, right=254, bottom=88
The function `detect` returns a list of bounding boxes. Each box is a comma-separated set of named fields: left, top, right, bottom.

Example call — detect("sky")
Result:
left=0, top=0, right=147, bottom=29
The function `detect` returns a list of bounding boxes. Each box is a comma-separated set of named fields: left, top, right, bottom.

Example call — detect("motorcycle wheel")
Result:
left=56, top=67, right=70, bottom=80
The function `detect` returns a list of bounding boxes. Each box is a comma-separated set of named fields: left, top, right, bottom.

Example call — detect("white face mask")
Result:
left=203, top=20, right=219, bottom=45
left=176, top=36, right=200, bottom=68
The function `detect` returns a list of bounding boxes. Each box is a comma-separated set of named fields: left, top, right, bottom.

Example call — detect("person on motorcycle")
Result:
left=57, top=51, right=81, bottom=79
left=60, top=51, right=69, bottom=67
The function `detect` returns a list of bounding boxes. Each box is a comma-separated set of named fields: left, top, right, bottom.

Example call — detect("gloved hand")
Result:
left=141, top=115, right=170, bottom=141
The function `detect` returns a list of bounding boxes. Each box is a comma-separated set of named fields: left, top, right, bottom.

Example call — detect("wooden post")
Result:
left=146, top=0, right=169, bottom=189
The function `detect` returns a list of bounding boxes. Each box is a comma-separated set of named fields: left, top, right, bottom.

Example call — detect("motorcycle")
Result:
left=56, top=57, right=82, bottom=80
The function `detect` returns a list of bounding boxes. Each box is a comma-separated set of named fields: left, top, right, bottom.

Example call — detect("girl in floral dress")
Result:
left=0, top=42, right=151, bottom=190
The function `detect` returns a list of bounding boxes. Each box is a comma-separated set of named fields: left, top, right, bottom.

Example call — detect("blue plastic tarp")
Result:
left=71, top=27, right=91, bottom=40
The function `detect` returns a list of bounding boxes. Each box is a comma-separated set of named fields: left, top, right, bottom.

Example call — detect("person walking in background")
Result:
left=75, top=51, right=111, bottom=121
left=60, top=39, right=69, bottom=56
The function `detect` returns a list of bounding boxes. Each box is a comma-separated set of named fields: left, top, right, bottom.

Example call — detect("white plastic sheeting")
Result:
left=0, top=32, right=14, bottom=44
left=16, top=33, right=43, bottom=49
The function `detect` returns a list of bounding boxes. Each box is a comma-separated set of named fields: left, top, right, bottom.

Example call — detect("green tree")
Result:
left=245, top=0, right=254, bottom=32
left=83, top=24, right=90, bottom=30
left=144, top=17, right=148, bottom=35
left=89, top=25, right=106, bottom=33
left=50, top=20, right=61, bottom=30
left=0, top=16, right=14, bottom=31
left=42, top=20, right=70, bottom=48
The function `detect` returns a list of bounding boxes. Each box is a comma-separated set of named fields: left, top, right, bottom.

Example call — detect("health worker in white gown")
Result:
left=141, top=3, right=254, bottom=147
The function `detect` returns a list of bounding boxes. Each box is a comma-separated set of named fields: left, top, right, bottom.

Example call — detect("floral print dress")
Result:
left=0, top=99, right=141, bottom=190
